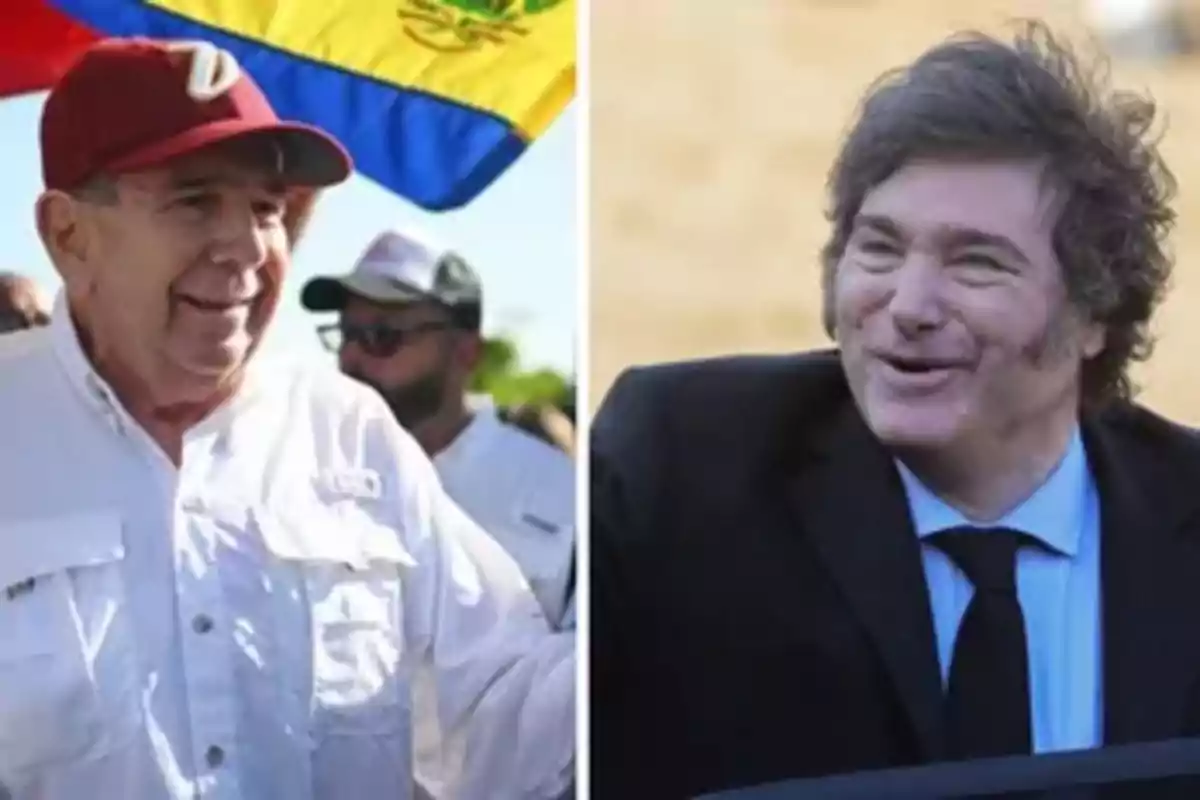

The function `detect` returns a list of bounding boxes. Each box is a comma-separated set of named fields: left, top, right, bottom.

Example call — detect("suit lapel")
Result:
left=1089, top=416, right=1200, bottom=744
left=784, top=404, right=946, bottom=760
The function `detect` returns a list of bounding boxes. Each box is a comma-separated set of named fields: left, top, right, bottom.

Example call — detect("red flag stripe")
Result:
left=0, top=0, right=98, bottom=98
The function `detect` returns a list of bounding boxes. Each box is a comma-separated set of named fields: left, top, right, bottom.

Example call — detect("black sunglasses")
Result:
left=317, top=320, right=452, bottom=358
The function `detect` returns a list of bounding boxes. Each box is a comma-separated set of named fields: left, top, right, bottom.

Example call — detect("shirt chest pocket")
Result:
left=508, top=496, right=575, bottom=625
left=0, top=512, right=138, bottom=781
left=257, top=501, right=418, bottom=738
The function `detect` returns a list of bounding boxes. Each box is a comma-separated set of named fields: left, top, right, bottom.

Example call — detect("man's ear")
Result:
left=1080, top=319, right=1106, bottom=360
left=35, top=190, right=93, bottom=285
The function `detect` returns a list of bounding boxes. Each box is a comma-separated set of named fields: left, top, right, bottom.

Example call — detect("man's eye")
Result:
left=253, top=199, right=286, bottom=218
left=953, top=253, right=1011, bottom=273
left=858, top=239, right=899, bottom=255
left=175, top=193, right=216, bottom=210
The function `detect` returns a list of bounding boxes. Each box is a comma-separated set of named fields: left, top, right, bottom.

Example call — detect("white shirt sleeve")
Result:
left=368, top=407, right=576, bottom=799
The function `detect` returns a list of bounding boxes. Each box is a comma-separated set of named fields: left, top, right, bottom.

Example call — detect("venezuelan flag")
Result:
left=0, top=0, right=97, bottom=98
left=5, top=0, right=576, bottom=211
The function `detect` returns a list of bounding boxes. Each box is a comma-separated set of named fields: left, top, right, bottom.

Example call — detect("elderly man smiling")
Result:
left=0, top=37, right=573, bottom=800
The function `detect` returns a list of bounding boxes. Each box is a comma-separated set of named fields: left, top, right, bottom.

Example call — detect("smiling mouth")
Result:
left=884, top=356, right=957, bottom=374
left=877, top=356, right=968, bottom=388
left=177, top=295, right=255, bottom=313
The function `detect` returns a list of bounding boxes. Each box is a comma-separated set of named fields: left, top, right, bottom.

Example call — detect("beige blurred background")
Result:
left=590, top=0, right=1200, bottom=421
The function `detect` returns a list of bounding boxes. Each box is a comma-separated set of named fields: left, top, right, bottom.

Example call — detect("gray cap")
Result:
left=301, top=228, right=482, bottom=325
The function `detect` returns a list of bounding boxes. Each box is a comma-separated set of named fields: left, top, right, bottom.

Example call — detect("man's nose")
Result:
left=210, top=206, right=270, bottom=269
left=888, top=258, right=945, bottom=336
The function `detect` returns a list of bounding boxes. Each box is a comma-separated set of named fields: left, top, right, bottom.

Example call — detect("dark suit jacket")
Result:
left=590, top=349, right=1200, bottom=800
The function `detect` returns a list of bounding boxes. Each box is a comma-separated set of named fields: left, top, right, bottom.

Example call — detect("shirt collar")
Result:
left=895, top=426, right=1090, bottom=557
left=434, top=394, right=500, bottom=468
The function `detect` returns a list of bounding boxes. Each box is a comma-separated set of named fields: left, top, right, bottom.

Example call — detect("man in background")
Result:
left=302, top=229, right=576, bottom=798
left=0, top=272, right=50, bottom=332
left=302, top=229, right=576, bottom=625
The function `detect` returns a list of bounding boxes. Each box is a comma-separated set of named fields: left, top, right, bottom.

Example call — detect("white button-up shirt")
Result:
left=433, top=397, right=576, bottom=629
left=0, top=299, right=574, bottom=800
left=414, top=398, right=577, bottom=799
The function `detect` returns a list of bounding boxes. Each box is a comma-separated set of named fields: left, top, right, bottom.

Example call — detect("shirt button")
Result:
left=205, top=745, right=224, bottom=768
left=192, top=614, right=214, bottom=634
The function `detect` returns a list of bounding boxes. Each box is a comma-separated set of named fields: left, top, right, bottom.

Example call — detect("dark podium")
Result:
left=695, top=737, right=1200, bottom=799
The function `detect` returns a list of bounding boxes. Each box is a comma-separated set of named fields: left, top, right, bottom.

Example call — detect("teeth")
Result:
left=181, top=296, right=249, bottom=311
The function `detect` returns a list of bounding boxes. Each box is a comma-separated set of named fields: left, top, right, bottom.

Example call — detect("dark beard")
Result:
left=350, top=369, right=447, bottom=432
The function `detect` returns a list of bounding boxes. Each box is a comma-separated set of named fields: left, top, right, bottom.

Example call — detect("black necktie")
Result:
left=929, top=526, right=1035, bottom=760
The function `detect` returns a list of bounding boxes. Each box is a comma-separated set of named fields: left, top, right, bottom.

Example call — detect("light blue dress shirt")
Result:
left=894, top=427, right=1103, bottom=753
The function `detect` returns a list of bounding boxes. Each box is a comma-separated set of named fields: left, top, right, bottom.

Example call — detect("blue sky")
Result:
left=0, top=94, right=577, bottom=375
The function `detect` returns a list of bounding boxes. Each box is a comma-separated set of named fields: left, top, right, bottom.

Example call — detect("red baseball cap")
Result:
left=40, top=37, right=352, bottom=191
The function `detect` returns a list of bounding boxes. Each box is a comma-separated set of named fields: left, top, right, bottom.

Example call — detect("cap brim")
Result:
left=300, top=272, right=432, bottom=312
left=104, top=118, right=352, bottom=188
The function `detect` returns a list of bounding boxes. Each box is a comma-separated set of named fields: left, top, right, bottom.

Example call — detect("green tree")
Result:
left=470, top=333, right=574, bottom=412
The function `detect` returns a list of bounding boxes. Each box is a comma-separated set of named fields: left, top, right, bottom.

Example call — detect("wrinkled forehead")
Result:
left=122, top=136, right=289, bottom=195
left=858, top=158, right=1060, bottom=239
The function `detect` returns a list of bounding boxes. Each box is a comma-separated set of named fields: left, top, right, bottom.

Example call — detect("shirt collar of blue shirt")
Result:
left=894, top=426, right=1090, bottom=557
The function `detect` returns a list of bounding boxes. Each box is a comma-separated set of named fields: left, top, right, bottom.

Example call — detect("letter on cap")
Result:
left=163, top=40, right=241, bottom=102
